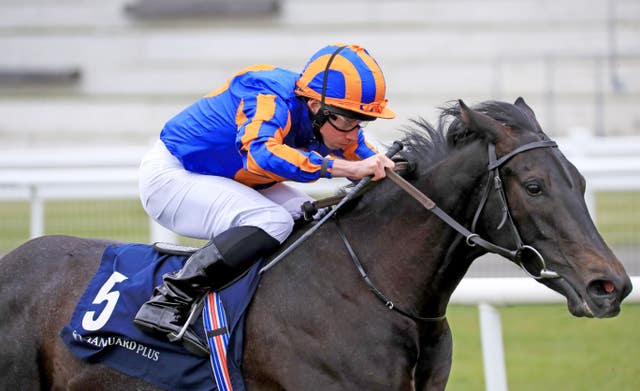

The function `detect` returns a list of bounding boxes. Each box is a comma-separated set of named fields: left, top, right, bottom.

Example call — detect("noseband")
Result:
left=386, top=139, right=561, bottom=280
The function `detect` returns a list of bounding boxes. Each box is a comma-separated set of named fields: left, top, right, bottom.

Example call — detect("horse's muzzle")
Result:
left=584, top=275, right=633, bottom=317
left=556, top=273, right=632, bottom=318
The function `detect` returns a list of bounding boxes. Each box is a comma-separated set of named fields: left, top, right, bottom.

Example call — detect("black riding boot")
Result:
left=133, top=226, right=279, bottom=356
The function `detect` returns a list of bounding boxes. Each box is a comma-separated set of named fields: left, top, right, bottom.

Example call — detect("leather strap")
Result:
left=335, top=217, right=446, bottom=322
left=384, top=168, right=517, bottom=260
left=488, top=140, right=557, bottom=170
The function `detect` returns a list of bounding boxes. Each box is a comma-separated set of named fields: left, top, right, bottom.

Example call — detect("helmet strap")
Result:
left=309, top=45, right=348, bottom=143
left=310, top=108, right=328, bottom=142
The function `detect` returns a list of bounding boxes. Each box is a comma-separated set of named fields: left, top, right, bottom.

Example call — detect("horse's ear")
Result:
left=514, top=97, right=535, bottom=117
left=458, top=99, right=505, bottom=139
left=514, top=97, right=543, bottom=132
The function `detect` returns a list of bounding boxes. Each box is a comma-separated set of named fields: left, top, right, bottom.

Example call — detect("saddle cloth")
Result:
left=60, top=243, right=263, bottom=391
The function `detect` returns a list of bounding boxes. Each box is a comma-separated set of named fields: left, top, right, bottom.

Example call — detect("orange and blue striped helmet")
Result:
left=295, top=44, right=395, bottom=119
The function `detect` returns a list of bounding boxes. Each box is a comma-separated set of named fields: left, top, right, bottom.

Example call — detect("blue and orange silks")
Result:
left=160, top=65, right=378, bottom=189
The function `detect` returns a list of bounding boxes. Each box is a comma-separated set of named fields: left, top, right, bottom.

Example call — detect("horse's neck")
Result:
left=340, top=142, right=488, bottom=317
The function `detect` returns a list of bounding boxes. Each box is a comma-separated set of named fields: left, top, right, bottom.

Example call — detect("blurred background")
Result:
left=1, top=0, right=639, bottom=389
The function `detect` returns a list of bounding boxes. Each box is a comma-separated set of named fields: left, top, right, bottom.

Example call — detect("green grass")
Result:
left=45, top=199, right=150, bottom=243
left=0, top=199, right=206, bottom=254
left=0, top=200, right=30, bottom=250
left=447, top=304, right=640, bottom=391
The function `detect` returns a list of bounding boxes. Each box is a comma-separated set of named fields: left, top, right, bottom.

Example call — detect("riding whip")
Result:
left=259, top=141, right=404, bottom=274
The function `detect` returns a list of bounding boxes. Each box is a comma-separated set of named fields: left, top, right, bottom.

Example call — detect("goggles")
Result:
left=326, top=111, right=370, bottom=132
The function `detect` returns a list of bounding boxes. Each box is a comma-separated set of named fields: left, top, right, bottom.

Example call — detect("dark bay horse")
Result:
left=0, top=98, right=632, bottom=390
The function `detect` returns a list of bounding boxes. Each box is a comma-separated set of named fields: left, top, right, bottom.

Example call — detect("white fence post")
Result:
left=29, top=185, right=44, bottom=238
left=478, top=303, right=508, bottom=391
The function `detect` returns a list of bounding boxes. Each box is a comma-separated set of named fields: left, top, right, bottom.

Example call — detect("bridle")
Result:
left=335, top=138, right=561, bottom=322
left=260, top=138, right=562, bottom=322
left=468, top=140, right=560, bottom=279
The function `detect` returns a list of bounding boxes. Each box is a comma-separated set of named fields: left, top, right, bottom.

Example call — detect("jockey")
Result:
left=134, top=43, right=396, bottom=354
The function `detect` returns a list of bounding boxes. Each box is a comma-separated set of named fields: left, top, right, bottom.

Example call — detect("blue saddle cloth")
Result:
left=60, top=243, right=262, bottom=391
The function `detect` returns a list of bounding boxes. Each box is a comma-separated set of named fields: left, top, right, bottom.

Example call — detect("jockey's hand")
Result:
left=331, top=153, right=395, bottom=181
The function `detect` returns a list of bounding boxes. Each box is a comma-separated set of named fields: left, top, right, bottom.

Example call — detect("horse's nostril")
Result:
left=588, top=280, right=616, bottom=297
left=603, top=281, right=615, bottom=294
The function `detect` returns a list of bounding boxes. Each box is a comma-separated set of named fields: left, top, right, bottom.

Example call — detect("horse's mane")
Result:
left=334, top=99, right=536, bottom=207
left=397, top=100, right=539, bottom=177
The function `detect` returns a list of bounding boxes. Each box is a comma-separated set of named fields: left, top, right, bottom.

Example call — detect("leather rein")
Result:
left=333, top=139, right=561, bottom=323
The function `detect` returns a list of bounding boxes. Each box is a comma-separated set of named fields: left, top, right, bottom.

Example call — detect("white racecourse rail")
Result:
left=1, top=132, right=639, bottom=391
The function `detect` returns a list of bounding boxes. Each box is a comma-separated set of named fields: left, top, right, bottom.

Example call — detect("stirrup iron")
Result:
left=168, top=297, right=204, bottom=343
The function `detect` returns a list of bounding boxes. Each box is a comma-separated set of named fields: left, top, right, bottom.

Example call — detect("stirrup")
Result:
left=168, top=298, right=208, bottom=355
left=153, top=242, right=200, bottom=256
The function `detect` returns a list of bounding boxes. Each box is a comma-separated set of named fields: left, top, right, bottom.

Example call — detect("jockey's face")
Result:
left=307, top=99, right=360, bottom=150
left=318, top=118, right=359, bottom=150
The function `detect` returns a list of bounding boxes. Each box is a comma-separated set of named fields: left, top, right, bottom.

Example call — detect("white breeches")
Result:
left=138, top=141, right=315, bottom=243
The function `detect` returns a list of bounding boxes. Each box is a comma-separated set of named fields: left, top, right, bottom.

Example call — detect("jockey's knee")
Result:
left=240, top=206, right=294, bottom=244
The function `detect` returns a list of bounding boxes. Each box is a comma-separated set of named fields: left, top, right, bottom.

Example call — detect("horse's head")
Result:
left=453, top=97, right=632, bottom=318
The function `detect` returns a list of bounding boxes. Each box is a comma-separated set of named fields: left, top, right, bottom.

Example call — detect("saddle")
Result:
left=60, top=243, right=262, bottom=391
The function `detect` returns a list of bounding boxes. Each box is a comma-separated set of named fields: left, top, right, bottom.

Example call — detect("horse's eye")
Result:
left=525, top=182, right=543, bottom=196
